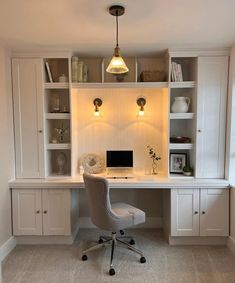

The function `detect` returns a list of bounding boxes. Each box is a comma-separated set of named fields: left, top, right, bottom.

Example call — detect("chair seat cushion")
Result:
left=111, top=202, right=145, bottom=229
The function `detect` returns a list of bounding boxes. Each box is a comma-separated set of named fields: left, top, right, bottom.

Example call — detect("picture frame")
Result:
left=170, top=153, right=187, bottom=174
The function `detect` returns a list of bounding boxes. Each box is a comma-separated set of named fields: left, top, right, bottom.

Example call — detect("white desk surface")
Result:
left=9, top=175, right=230, bottom=189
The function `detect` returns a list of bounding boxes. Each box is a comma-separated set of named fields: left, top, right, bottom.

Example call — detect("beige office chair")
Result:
left=82, top=173, right=146, bottom=276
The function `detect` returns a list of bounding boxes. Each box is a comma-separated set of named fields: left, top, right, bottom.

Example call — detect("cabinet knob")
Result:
left=197, top=129, right=202, bottom=133
left=202, top=211, right=206, bottom=214
left=38, top=130, right=43, bottom=133
left=43, top=210, right=47, bottom=214
left=36, top=210, right=40, bottom=214
left=194, top=211, right=198, bottom=214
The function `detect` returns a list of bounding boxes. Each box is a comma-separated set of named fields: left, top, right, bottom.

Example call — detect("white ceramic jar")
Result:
left=171, top=97, right=190, bottom=113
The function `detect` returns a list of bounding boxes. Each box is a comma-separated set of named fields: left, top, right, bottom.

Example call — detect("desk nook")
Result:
left=9, top=48, right=230, bottom=246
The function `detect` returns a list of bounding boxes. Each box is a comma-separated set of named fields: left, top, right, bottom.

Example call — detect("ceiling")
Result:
left=0, top=0, right=235, bottom=56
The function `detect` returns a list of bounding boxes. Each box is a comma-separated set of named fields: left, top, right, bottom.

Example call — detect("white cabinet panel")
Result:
left=200, top=188, right=229, bottom=236
left=171, top=188, right=199, bottom=236
left=12, top=189, right=42, bottom=235
left=12, top=58, right=44, bottom=178
left=42, top=189, right=71, bottom=235
left=196, top=56, right=228, bottom=178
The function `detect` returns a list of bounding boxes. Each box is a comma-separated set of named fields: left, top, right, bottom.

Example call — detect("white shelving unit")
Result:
left=43, top=57, right=72, bottom=177
left=168, top=54, right=198, bottom=178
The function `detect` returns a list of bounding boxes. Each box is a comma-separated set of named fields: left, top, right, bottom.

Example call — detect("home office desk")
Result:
left=9, top=176, right=230, bottom=245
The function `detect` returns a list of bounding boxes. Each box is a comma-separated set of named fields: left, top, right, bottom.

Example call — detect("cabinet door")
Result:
left=42, top=189, right=71, bottom=235
left=171, top=188, right=199, bottom=236
left=196, top=56, right=228, bottom=178
left=200, top=188, right=229, bottom=236
left=12, top=189, right=42, bottom=235
left=12, top=58, right=44, bottom=178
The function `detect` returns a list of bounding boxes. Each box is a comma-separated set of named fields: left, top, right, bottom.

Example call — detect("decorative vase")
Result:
left=56, top=152, right=67, bottom=175
left=171, top=97, right=190, bottom=113
left=152, top=159, right=158, bottom=175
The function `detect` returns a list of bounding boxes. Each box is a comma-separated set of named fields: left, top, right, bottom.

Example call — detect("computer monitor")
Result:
left=106, top=150, right=133, bottom=168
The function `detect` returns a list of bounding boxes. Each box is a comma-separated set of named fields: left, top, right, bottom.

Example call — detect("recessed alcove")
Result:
left=71, top=87, right=169, bottom=176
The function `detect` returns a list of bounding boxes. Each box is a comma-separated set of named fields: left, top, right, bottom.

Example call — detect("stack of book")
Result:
left=171, top=62, right=183, bottom=82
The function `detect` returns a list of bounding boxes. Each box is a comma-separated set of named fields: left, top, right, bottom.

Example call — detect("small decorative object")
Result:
left=71, top=56, right=79, bottom=82
left=147, top=145, right=161, bottom=175
left=59, top=74, right=68, bottom=83
left=171, top=97, right=190, bottom=113
left=77, top=60, right=84, bottom=82
left=140, top=71, right=166, bottom=82
left=81, top=153, right=104, bottom=174
left=56, top=152, right=67, bottom=175
left=51, top=138, right=57, bottom=144
left=55, top=123, right=69, bottom=143
left=182, top=165, right=193, bottom=176
left=61, top=106, right=69, bottom=113
left=170, top=136, right=191, bottom=143
left=83, top=64, right=88, bottom=82
left=51, top=96, right=60, bottom=112
left=170, top=153, right=187, bottom=174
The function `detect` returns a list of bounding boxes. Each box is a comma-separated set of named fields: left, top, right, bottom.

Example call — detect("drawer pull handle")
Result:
left=194, top=211, right=198, bottom=214
left=202, top=211, right=206, bottom=214
left=43, top=210, right=47, bottom=214
left=36, top=210, right=40, bottom=214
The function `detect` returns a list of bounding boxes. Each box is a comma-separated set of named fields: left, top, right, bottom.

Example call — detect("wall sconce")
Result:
left=93, top=98, right=103, bottom=117
left=137, top=97, right=146, bottom=116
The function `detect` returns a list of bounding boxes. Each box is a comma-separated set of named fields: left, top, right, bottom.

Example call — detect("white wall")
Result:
left=227, top=46, right=235, bottom=244
left=0, top=47, right=14, bottom=249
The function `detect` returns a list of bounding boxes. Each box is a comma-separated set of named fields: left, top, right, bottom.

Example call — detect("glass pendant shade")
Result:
left=106, top=47, right=129, bottom=74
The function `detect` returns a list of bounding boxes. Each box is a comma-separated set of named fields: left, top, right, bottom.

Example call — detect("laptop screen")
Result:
left=106, top=150, right=133, bottom=168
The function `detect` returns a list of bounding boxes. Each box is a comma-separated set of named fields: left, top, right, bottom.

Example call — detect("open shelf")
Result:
left=169, top=143, right=193, bottom=150
left=170, top=113, right=194, bottom=119
left=169, top=173, right=194, bottom=179
left=72, top=82, right=168, bottom=89
left=169, top=81, right=196, bottom=88
left=47, top=143, right=71, bottom=150
left=44, top=82, right=69, bottom=89
left=45, top=113, right=70, bottom=119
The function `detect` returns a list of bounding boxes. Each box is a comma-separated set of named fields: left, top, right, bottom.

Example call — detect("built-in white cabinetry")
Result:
left=12, top=189, right=71, bottom=236
left=171, top=188, right=229, bottom=236
left=196, top=56, right=228, bottom=178
left=12, top=58, right=45, bottom=178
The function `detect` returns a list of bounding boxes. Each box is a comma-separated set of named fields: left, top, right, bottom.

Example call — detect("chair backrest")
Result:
left=83, top=173, right=119, bottom=231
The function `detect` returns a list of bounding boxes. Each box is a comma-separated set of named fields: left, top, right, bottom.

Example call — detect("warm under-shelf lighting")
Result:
left=106, top=5, right=129, bottom=74
left=93, top=98, right=103, bottom=117
left=137, top=97, right=146, bottom=116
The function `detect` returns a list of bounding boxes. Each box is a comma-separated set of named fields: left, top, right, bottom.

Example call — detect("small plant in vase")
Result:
left=182, top=165, right=193, bottom=176
left=147, top=145, right=161, bottom=175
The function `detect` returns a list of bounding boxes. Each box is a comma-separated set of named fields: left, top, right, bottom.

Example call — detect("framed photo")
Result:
left=170, top=153, right=187, bottom=174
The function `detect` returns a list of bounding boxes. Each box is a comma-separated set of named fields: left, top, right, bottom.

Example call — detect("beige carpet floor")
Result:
left=2, top=229, right=235, bottom=283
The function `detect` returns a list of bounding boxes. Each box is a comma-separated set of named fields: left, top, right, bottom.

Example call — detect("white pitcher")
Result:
left=171, top=97, right=190, bottom=113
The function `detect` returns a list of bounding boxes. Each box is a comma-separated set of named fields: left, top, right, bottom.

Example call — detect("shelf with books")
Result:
left=44, top=58, right=69, bottom=83
left=170, top=57, right=197, bottom=82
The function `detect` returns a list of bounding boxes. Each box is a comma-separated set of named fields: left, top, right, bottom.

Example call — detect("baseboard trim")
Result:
left=227, top=236, right=235, bottom=255
left=0, top=236, right=16, bottom=262
left=78, top=217, right=162, bottom=229
left=169, top=236, right=228, bottom=246
left=15, top=235, right=74, bottom=245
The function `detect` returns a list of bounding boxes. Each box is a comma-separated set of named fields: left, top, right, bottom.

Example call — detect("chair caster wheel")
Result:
left=120, top=230, right=124, bottom=235
left=82, top=254, right=88, bottom=261
left=140, top=256, right=146, bottom=263
left=98, top=238, right=103, bottom=244
left=129, top=239, right=135, bottom=245
left=109, top=268, right=115, bottom=276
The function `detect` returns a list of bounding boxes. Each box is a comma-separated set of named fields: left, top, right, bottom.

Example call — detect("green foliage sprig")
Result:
left=147, top=145, right=161, bottom=161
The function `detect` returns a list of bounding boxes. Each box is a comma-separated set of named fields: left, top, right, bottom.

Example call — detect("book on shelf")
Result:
left=171, top=62, right=183, bottom=82
left=45, top=61, right=53, bottom=83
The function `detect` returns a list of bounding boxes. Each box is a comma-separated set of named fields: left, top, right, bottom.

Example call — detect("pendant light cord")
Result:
left=116, top=12, right=119, bottom=47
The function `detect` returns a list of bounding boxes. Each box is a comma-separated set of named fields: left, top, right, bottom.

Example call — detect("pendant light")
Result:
left=106, top=5, right=129, bottom=74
